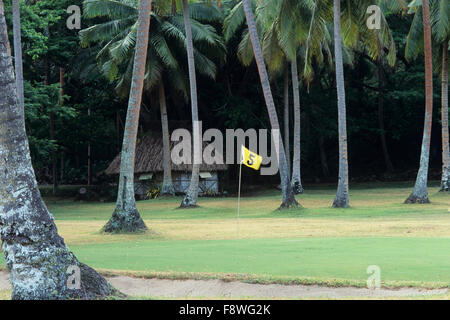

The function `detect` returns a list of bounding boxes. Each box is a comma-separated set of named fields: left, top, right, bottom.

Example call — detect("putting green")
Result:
left=62, top=237, right=450, bottom=286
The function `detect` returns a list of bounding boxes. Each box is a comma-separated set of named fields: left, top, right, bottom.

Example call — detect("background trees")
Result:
left=1, top=0, right=447, bottom=204
left=0, top=0, right=114, bottom=299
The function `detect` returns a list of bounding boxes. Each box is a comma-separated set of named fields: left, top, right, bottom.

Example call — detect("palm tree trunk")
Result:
left=0, top=1, right=115, bottom=299
left=12, top=0, right=23, bottom=112
left=405, top=0, right=433, bottom=203
left=283, top=63, right=290, bottom=174
left=103, top=0, right=152, bottom=232
left=332, top=0, right=350, bottom=208
left=241, top=0, right=298, bottom=209
left=440, top=39, right=449, bottom=191
left=377, top=58, right=394, bottom=173
left=180, top=0, right=201, bottom=208
left=291, top=57, right=303, bottom=194
left=159, top=81, right=175, bottom=196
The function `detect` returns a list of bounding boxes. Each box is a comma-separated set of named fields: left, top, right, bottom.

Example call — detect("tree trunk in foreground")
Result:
left=12, top=0, right=23, bottom=112
left=159, top=81, right=175, bottom=196
left=283, top=63, right=291, bottom=175
left=377, top=58, right=394, bottom=173
left=291, top=58, right=303, bottom=194
left=242, top=0, right=298, bottom=209
left=440, top=39, right=449, bottom=191
left=332, top=0, right=350, bottom=208
left=103, top=0, right=152, bottom=231
left=0, top=2, right=116, bottom=299
left=405, top=0, right=433, bottom=204
left=180, top=0, right=201, bottom=208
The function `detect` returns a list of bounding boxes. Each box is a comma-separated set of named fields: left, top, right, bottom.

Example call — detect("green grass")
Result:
left=70, top=237, right=450, bottom=287
left=1, top=183, right=449, bottom=292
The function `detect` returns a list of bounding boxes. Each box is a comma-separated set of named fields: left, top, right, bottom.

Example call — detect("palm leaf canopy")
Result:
left=80, top=0, right=226, bottom=99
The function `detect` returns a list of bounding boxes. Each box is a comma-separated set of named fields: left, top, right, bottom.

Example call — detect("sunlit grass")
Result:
left=0, top=183, right=449, bottom=295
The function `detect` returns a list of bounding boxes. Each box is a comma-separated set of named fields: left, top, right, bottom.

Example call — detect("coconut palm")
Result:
left=403, top=0, right=437, bottom=202
left=329, top=0, right=398, bottom=207
left=441, top=41, right=449, bottom=191
left=275, top=0, right=335, bottom=195
left=180, top=0, right=201, bottom=207
left=81, top=0, right=224, bottom=201
left=0, top=0, right=115, bottom=299
left=239, top=0, right=298, bottom=208
left=100, top=0, right=152, bottom=232
left=404, top=0, right=449, bottom=192
left=177, top=0, right=224, bottom=207
left=224, top=0, right=326, bottom=197
left=12, top=0, right=24, bottom=112
left=331, top=0, right=349, bottom=207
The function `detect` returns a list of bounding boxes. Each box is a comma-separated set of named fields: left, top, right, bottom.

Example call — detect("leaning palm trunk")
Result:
left=103, top=0, right=152, bottom=232
left=159, top=81, right=175, bottom=196
left=0, top=2, right=115, bottom=299
left=283, top=63, right=290, bottom=175
left=12, top=0, right=23, bottom=111
left=332, top=0, right=350, bottom=208
left=291, top=58, right=303, bottom=194
left=405, top=0, right=433, bottom=203
left=180, top=0, right=201, bottom=208
left=440, top=39, right=449, bottom=192
left=241, top=0, right=298, bottom=208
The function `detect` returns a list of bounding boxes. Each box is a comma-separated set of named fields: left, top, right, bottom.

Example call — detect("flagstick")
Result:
left=237, top=160, right=243, bottom=240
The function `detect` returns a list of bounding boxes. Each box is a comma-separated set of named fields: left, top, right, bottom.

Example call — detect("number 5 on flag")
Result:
left=241, top=145, right=263, bottom=170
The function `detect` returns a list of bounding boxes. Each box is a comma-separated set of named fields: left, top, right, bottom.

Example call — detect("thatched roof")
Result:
left=106, top=134, right=227, bottom=175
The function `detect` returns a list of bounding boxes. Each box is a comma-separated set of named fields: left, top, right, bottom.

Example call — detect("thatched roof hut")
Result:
left=105, top=134, right=227, bottom=175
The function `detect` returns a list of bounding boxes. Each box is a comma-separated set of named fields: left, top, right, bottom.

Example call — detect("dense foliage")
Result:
left=4, top=0, right=449, bottom=189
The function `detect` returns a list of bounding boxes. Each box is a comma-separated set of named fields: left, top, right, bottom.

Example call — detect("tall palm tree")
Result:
left=283, top=63, right=290, bottom=175
left=441, top=39, right=449, bottom=191
left=405, top=0, right=434, bottom=203
left=332, top=0, right=349, bottom=208
left=180, top=0, right=201, bottom=207
left=290, top=56, right=303, bottom=194
left=103, top=0, right=152, bottom=232
left=0, top=0, right=114, bottom=299
left=241, top=0, right=298, bottom=208
left=405, top=0, right=433, bottom=203
left=401, top=0, right=449, bottom=192
left=159, top=80, right=176, bottom=195
left=12, top=0, right=24, bottom=112
left=81, top=0, right=224, bottom=200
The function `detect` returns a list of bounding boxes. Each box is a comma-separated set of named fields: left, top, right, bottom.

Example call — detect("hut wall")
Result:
left=133, top=172, right=220, bottom=196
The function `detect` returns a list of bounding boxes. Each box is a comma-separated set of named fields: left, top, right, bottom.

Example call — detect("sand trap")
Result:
left=0, top=271, right=447, bottom=299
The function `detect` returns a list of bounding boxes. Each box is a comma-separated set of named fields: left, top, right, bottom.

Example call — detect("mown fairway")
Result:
left=1, top=183, right=449, bottom=289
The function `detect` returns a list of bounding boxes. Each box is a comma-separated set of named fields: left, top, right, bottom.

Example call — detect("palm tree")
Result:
left=0, top=0, right=115, bottom=299
left=441, top=39, right=449, bottom=191
left=282, top=63, right=291, bottom=175
left=404, top=0, right=434, bottom=203
left=290, top=55, right=303, bottom=194
left=400, top=0, right=449, bottom=192
left=12, top=0, right=24, bottom=112
left=328, top=0, right=398, bottom=207
left=331, top=0, right=349, bottom=208
left=241, top=0, right=298, bottom=208
left=180, top=0, right=201, bottom=207
left=81, top=0, right=224, bottom=200
left=103, top=0, right=152, bottom=232
left=159, top=80, right=176, bottom=195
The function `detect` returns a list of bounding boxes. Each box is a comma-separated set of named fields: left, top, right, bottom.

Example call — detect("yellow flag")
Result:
left=241, top=145, right=262, bottom=170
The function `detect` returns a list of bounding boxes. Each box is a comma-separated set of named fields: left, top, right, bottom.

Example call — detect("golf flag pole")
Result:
left=236, top=146, right=243, bottom=239
left=237, top=145, right=263, bottom=240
